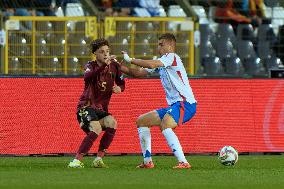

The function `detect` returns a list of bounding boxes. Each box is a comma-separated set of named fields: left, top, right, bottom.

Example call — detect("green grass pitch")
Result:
left=0, top=155, right=283, bottom=189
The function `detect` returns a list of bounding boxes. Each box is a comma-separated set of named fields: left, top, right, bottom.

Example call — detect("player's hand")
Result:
left=117, top=59, right=126, bottom=66
left=121, top=51, right=133, bottom=63
left=105, top=56, right=112, bottom=65
left=106, top=55, right=119, bottom=65
left=112, top=86, right=122, bottom=94
left=110, top=55, right=117, bottom=61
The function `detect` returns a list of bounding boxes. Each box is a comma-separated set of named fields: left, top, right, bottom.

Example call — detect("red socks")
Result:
left=75, top=131, right=98, bottom=160
left=75, top=128, right=116, bottom=160
left=97, top=128, right=116, bottom=158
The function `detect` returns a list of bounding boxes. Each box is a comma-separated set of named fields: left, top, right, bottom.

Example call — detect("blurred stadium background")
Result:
left=1, top=0, right=284, bottom=77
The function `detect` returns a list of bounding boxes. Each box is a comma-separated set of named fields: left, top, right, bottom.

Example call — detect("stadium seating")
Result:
left=216, top=40, right=235, bottom=59
left=167, top=5, right=187, bottom=31
left=257, top=24, right=276, bottom=41
left=108, top=34, right=131, bottom=55
left=200, top=40, right=216, bottom=59
left=135, top=22, right=154, bottom=31
left=55, top=7, right=64, bottom=17
left=199, top=20, right=283, bottom=76
left=168, top=5, right=187, bottom=17
left=52, top=36, right=65, bottom=56
left=264, top=0, right=279, bottom=7
left=236, top=24, right=255, bottom=41
left=69, top=36, right=88, bottom=56
left=65, top=3, right=85, bottom=17
left=68, top=57, right=81, bottom=75
left=216, top=24, right=236, bottom=45
left=257, top=41, right=273, bottom=59
left=133, top=8, right=151, bottom=17
left=208, top=6, right=217, bottom=23
left=242, top=57, right=265, bottom=75
left=193, top=0, right=284, bottom=76
left=202, top=57, right=223, bottom=75
left=271, top=6, right=284, bottom=34
left=158, top=5, right=167, bottom=17
left=36, top=36, right=50, bottom=56
left=50, top=57, right=63, bottom=75
left=199, top=24, right=216, bottom=48
left=2, top=0, right=284, bottom=77
left=191, top=5, right=209, bottom=24
left=223, top=57, right=244, bottom=76
left=116, top=21, right=133, bottom=31
left=18, top=37, right=31, bottom=56
left=196, top=2, right=284, bottom=76
left=237, top=40, right=257, bottom=60
left=9, top=56, right=20, bottom=74
left=263, top=6, right=272, bottom=18
left=261, top=56, right=283, bottom=70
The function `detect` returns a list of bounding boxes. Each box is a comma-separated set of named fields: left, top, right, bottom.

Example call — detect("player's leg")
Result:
left=68, top=107, right=103, bottom=168
left=68, top=121, right=102, bottom=168
left=75, top=121, right=102, bottom=160
left=97, top=115, right=117, bottom=158
left=161, top=114, right=190, bottom=168
left=136, top=110, right=162, bottom=168
left=92, top=115, right=117, bottom=168
left=160, top=102, right=196, bottom=169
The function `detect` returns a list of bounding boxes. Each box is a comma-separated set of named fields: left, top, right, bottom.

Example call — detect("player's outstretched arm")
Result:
left=114, top=60, right=125, bottom=92
left=120, top=65, right=148, bottom=78
left=122, top=51, right=164, bottom=69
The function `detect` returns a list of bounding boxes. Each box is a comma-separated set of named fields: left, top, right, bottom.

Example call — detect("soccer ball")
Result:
left=218, top=146, right=238, bottom=166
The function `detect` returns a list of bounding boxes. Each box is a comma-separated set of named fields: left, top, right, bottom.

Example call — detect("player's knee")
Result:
left=136, top=116, right=144, bottom=127
left=137, top=114, right=150, bottom=127
left=160, top=124, right=175, bottom=131
left=104, top=116, right=117, bottom=129
left=110, top=119, right=117, bottom=129
left=89, top=121, right=103, bottom=135
left=160, top=115, right=177, bottom=131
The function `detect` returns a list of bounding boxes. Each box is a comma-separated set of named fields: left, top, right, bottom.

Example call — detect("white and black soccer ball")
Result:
left=218, top=146, right=238, bottom=166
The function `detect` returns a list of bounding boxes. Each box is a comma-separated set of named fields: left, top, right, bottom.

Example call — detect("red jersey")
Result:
left=77, top=60, right=125, bottom=112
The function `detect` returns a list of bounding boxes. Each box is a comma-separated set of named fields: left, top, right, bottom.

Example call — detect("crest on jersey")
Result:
left=85, top=68, right=91, bottom=73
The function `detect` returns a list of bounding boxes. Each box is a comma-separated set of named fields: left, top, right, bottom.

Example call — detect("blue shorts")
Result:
left=156, top=101, right=196, bottom=125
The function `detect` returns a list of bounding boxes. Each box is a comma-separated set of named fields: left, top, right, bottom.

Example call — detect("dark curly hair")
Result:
left=158, top=33, right=176, bottom=42
left=91, top=38, right=109, bottom=53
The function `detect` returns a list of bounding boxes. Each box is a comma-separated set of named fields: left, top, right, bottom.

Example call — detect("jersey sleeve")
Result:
left=83, top=62, right=95, bottom=82
left=158, top=53, right=175, bottom=67
left=113, top=62, right=126, bottom=92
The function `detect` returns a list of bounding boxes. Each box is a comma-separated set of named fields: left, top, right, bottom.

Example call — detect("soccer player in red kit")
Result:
left=68, top=38, right=125, bottom=168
